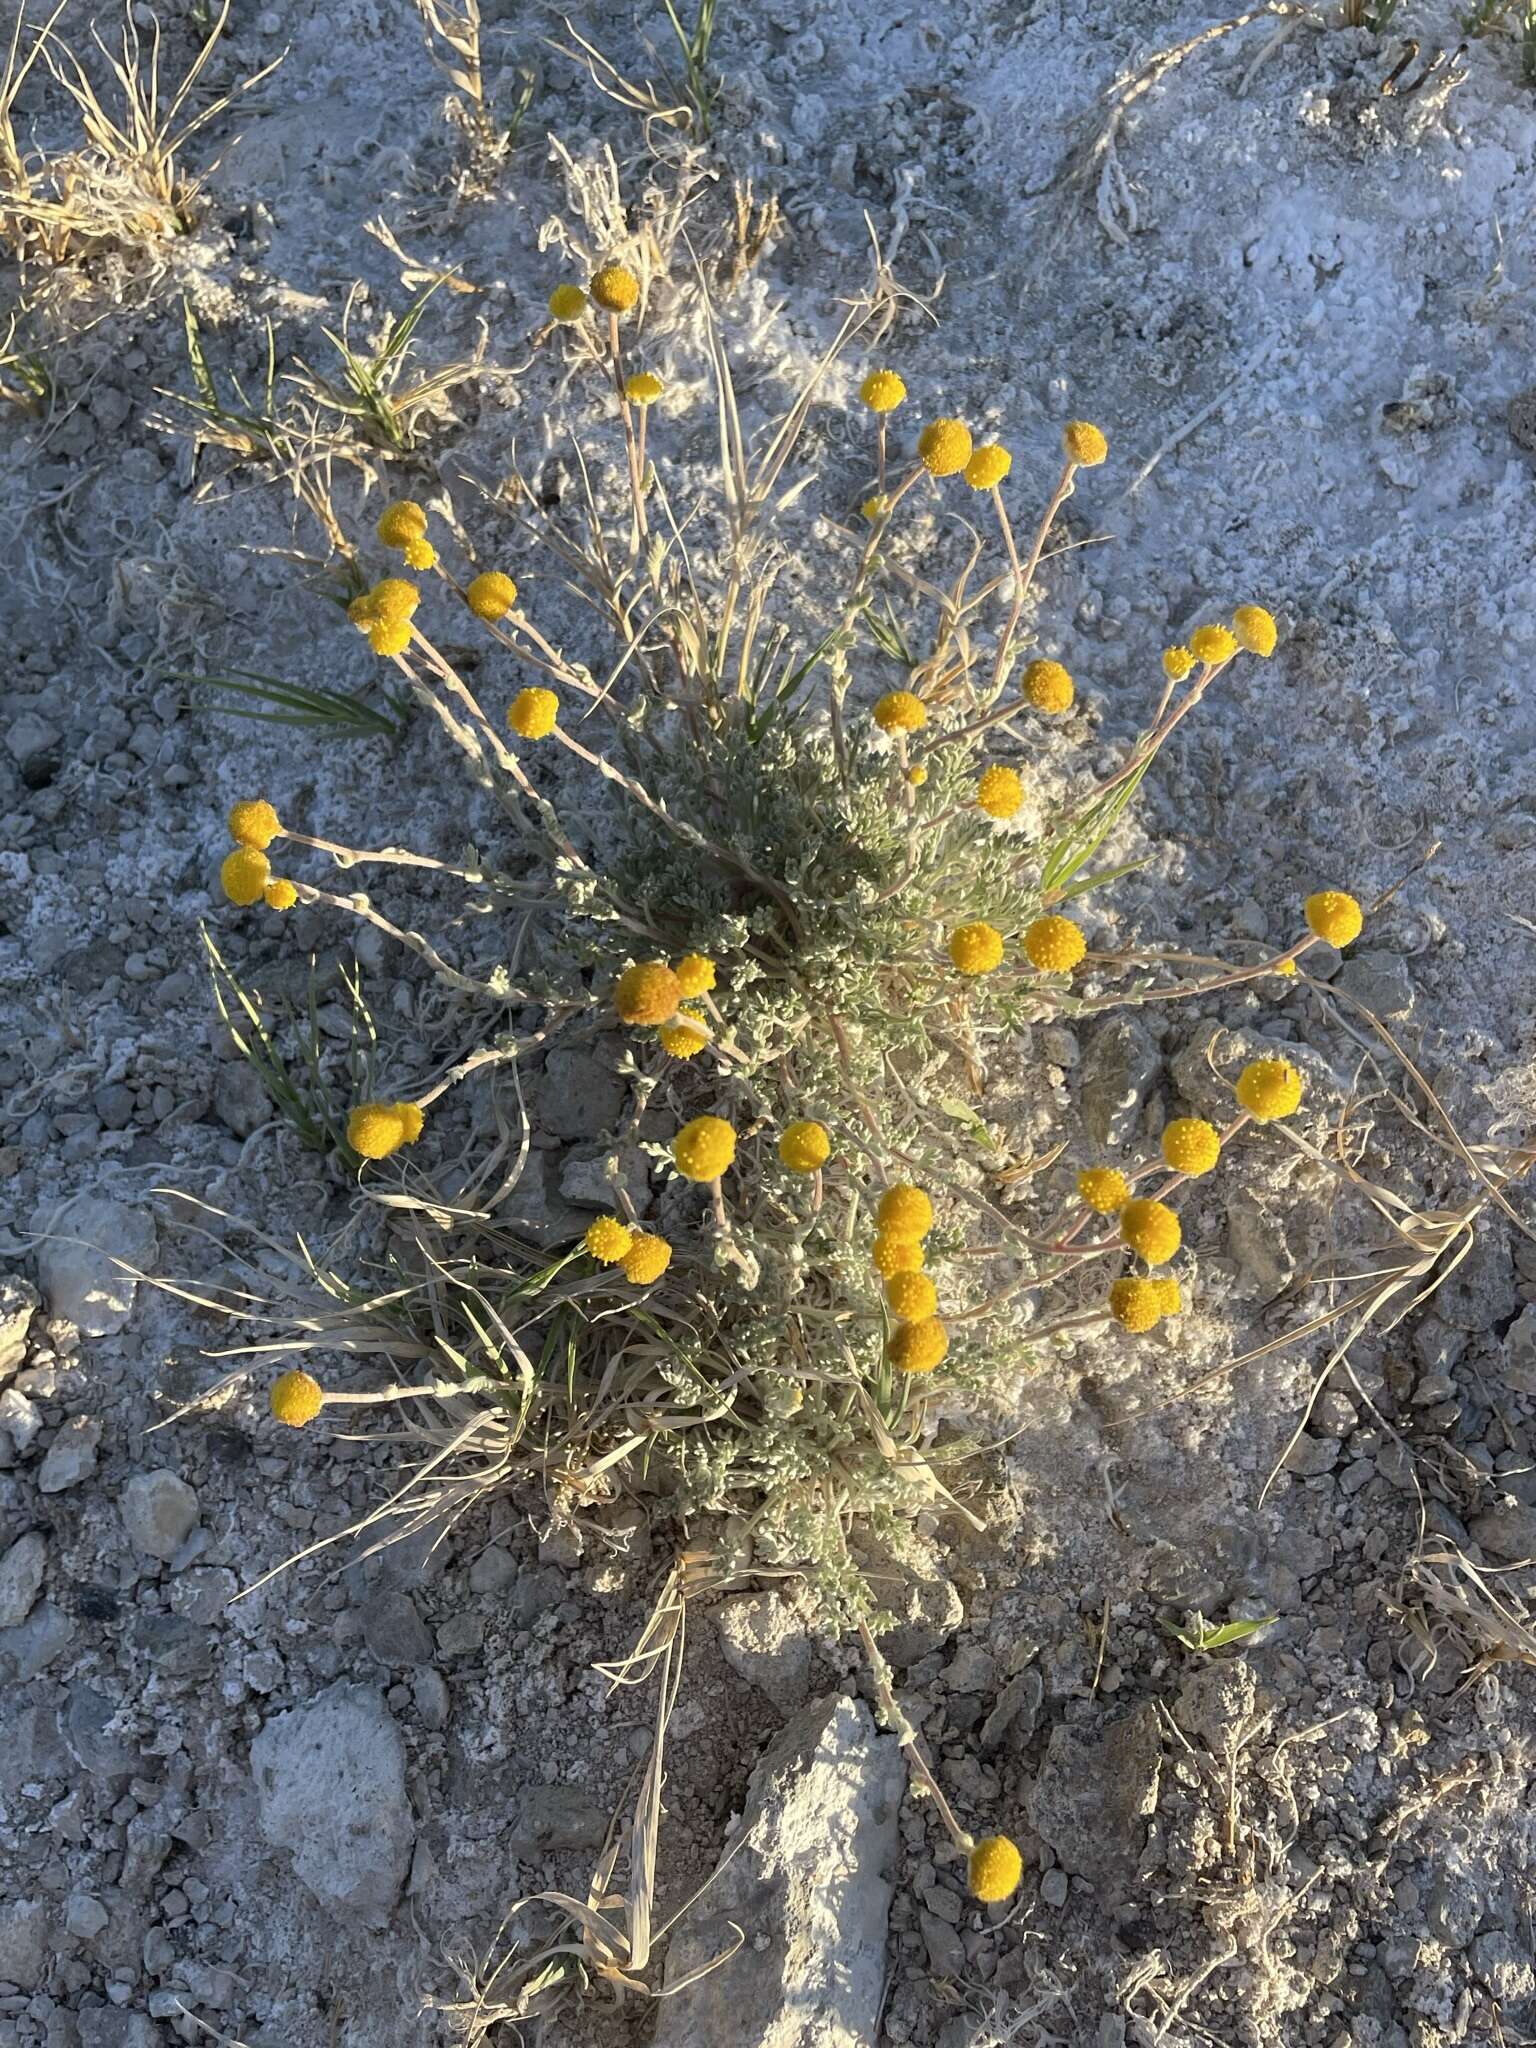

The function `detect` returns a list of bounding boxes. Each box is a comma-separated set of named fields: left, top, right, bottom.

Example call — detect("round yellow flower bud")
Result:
left=221, top=846, right=270, bottom=906
left=917, top=417, right=973, bottom=476
left=1077, top=1165, right=1129, bottom=1215
left=949, top=922, right=1005, bottom=976
left=877, top=1185, right=933, bottom=1238
left=1109, top=1276, right=1163, bottom=1332
left=872, top=1232, right=925, bottom=1278
left=907, top=764, right=928, bottom=787
left=263, top=878, right=298, bottom=912
left=658, top=1008, right=710, bottom=1058
left=622, top=1232, right=672, bottom=1284
left=874, top=690, right=927, bottom=733
left=370, top=577, right=420, bottom=620
left=590, top=263, right=640, bottom=314
left=368, top=616, right=413, bottom=657
left=1162, top=645, right=1195, bottom=682
left=1190, top=623, right=1238, bottom=664
left=616, top=961, right=682, bottom=1026
left=270, top=1369, right=324, bottom=1427
left=1232, top=604, right=1277, bottom=657
left=1063, top=420, right=1108, bottom=467
left=548, top=283, right=587, bottom=323
left=402, top=537, right=437, bottom=571
left=968, top=1835, right=1023, bottom=1903
left=976, top=764, right=1024, bottom=819
left=964, top=442, right=1012, bottom=489
left=377, top=500, right=428, bottom=547
left=625, top=370, right=664, bottom=405
left=1235, top=1054, right=1304, bottom=1121
left=779, top=1120, right=831, bottom=1173
left=861, top=493, right=889, bottom=521
left=890, top=1316, right=949, bottom=1373
left=1024, top=914, right=1086, bottom=974
left=1305, top=890, right=1363, bottom=947
left=509, top=687, right=559, bottom=740
left=229, top=799, right=280, bottom=850
left=1161, top=1118, right=1221, bottom=1176
left=585, top=1215, right=634, bottom=1264
left=466, top=570, right=517, bottom=620
left=1120, top=1197, right=1182, bottom=1265
left=672, top=1114, right=736, bottom=1182
left=1023, top=659, right=1074, bottom=714
left=860, top=368, right=907, bottom=413
left=347, top=1101, right=406, bottom=1160
left=886, top=1270, right=938, bottom=1322
left=674, top=953, right=716, bottom=997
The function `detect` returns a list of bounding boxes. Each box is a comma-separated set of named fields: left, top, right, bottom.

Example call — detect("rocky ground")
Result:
left=4, top=0, right=1536, bottom=2044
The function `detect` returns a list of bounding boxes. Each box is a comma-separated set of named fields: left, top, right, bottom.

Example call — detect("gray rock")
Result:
left=1471, top=1930, right=1536, bottom=2005
left=0, top=1900, right=52, bottom=1990
left=1175, top=1659, right=1259, bottom=1751
left=652, top=1695, right=903, bottom=2048
left=855, top=1531, right=964, bottom=1667
left=64, top=1894, right=109, bottom=1941
left=1080, top=1016, right=1160, bottom=1149
left=1, top=1600, right=74, bottom=1680
left=0, top=1274, right=39, bottom=1378
left=63, top=1685, right=139, bottom=1780
left=0, top=1530, right=45, bottom=1627
left=1041, top=1867, right=1069, bottom=1907
left=251, top=1684, right=414, bottom=1925
left=979, top=1666, right=1044, bottom=1752
left=1507, top=1304, right=1536, bottom=1395
left=1028, top=1703, right=1162, bottom=1889
left=35, top=1194, right=156, bottom=1336
left=0, top=1385, right=41, bottom=1451
left=436, top=1612, right=484, bottom=1657
left=133, top=1613, right=212, bottom=1682
left=508, top=1784, right=608, bottom=1854
left=712, top=1593, right=813, bottom=1715
left=360, top=1590, right=434, bottom=1667
left=213, top=1059, right=272, bottom=1138
left=412, top=1667, right=450, bottom=1730
left=5, top=712, right=61, bottom=784
left=467, top=1544, right=520, bottom=1594
left=1470, top=1507, right=1536, bottom=1561
left=1282, top=1433, right=1339, bottom=1478
left=1225, top=1183, right=1303, bottom=1299
left=1424, top=1877, right=1482, bottom=1948
left=537, top=1045, right=628, bottom=1140
left=78, top=2015, right=158, bottom=2048
left=1334, top=950, right=1413, bottom=1018
left=38, top=1413, right=102, bottom=1493
left=1436, top=1230, right=1517, bottom=1334
left=558, top=1143, right=650, bottom=1215
left=120, top=1470, right=199, bottom=1560
left=920, top=1907, right=967, bottom=1979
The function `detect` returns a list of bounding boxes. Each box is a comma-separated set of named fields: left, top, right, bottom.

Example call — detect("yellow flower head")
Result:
left=1162, top=645, right=1195, bottom=683
left=1161, top=1118, right=1221, bottom=1176
left=917, top=417, right=973, bottom=477
left=348, top=1101, right=407, bottom=1160
left=876, top=1185, right=933, bottom=1238
left=263, top=878, right=298, bottom=912
left=860, top=368, right=907, bottom=413
left=1305, top=890, right=1363, bottom=948
left=872, top=1232, right=925, bottom=1278
left=1023, top=659, right=1074, bottom=714
left=1024, top=914, right=1086, bottom=974
left=674, top=953, right=716, bottom=997
left=779, top=1120, right=831, bottom=1173
left=368, top=616, right=413, bottom=657
left=890, top=1316, right=949, bottom=1373
left=968, top=1835, right=1023, bottom=1903
left=394, top=1101, right=425, bottom=1143
left=585, top=1215, right=634, bottom=1264
left=1236, top=1054, right=1304, bottom=1121
left=886, top=1270, right=938, bottom=1322
left=221, top=846, right=270, bottom=906
left=964, top=442, right=1012, bottom=490
left=1120, top=1197, right=1182, bottom=1265
left=977, top=764, right=1024, bottom=820
left=658, top=1008, right=710, bottom=1058
left=509, top=687, right=559, bottom=740
left=402, top=537, right=437, bottom=571
left=590, top=263, right=640, bottom=314
left=1077, top=1165, right=1130, bottom=1215
left=874, top=689, right=927, bottom=734
left=548, top=283, right=587, bottom=323
left=347, top=592, right=380, bottom=629
left=466, top=570, right=517, bottom=621
left=1233, top=604, right=1278, bottom=657
left=907, top=764, right=928, bottom=787
left=861, top=493, right=889, bottom=522
left=229, top=798, right=280, bottom=850
left=1109, top=1275, right=1163, bottom=1332
left=270, top=1369, right=324, bottom=1427
left=622, top=1232, right=672, bottom=1284
left=370, top=577, right=420, bottom=621
left=1272, top=956, right=1298, bottom=978
left=625, top=371, right=664, bottom=405
left=616, top=961, right=682, bottom=1026
left=949, top=921, right=1005, bottom=976
left=377, top=500, right=428, bottom=548
left=1190, top=623, right=1238, bottom=664
left=1063, top=420, right=1108, bottom=467
left=1153, top=1275, right=1182, bottom=1317
left=672, top=1114, right=736, bottom=1182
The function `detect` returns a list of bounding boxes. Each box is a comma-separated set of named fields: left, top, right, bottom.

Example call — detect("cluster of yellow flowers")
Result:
left=614, top=953, right=717, bottom=1051
left=376, top=497, right=438, bottom=571
left=1162, top=604, right=1278, bottom=677
left=348, top=574, right=420, bottom=658
left=346, top=1099, right=426, bottom=1160
left=945, top=912, right=1088, bottom=981
left=851, top=390, right=1107, bottom=487
left=584, top=1212, right=673, bottom=1285
left=869, top=1185, right=949, bottom=1374
left=220, top=799, right=296, bottom=910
